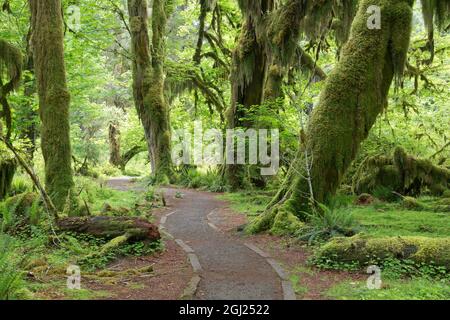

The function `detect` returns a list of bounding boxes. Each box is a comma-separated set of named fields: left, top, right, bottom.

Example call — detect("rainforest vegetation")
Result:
left=0, top=0, right=449, bottom=300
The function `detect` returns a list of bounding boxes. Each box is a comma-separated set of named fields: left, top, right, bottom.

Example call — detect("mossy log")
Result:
left=56, top=216, right=161, bottom=242
left=314, top=234, right=450, bottom=268
left=353, top=147, right=450, bottom=196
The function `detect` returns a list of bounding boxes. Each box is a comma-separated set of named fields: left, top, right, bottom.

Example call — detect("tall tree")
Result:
left=249, top=0, right=417, bottom=233
left=225, top=0, right=275, bottom=189
left=29, top=0, right=74, bottom=210
left=128, top=0, right=173, bottom=181
left=0, top=38, right=22, bottom=200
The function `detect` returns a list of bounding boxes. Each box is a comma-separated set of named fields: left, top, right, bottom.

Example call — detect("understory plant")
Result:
left=298, top=203, right=358, bottom=244
left=0, top=235, right=26, bottom=299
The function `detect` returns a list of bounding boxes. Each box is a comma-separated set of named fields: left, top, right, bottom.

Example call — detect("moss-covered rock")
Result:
left=314, top=234, right=450, bottom=268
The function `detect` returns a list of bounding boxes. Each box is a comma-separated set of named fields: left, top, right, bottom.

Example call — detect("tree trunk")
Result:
left=109, top=121, right=121, bottom=167
left=57, top=216, right=160, bottom=241
left=20, top=29, right=38, bottom=160
left=249, top=0, right=414, bottom=233
left=30, top=0, right=74, bottom=210
left=127, top=0, right=173, bottom=182
left=225, top=1, right=273, bottom=189
left=0, top=158, right=15, bottom=200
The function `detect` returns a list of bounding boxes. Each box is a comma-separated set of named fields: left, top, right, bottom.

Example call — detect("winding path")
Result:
left=108, top=178, right=289, bottom=300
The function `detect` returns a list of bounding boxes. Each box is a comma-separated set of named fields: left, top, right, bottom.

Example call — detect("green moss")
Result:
left=327, top=278, right=450, bottom=300
left=353, top=147, right=450, bottom=197
left=315, top=234, right=450, bottom=268
left=128, top=0, right=173, bottom=180
left=251, top=0, right=415, bottom=234
left=1, top=192, right=41, bottom=232
left=270, top=208, right=305, bottom=235
left=245, top=207, right=277, bottom=234
left=30, top=0, right=74, bottom=211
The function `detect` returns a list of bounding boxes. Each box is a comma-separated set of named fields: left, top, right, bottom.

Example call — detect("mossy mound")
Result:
left=246, top=205, right=305, bottom=236
left=0, top=192, right=41, bottom=232
left=314, top=234, right=450, bottom=269
left=353, top=147, right=450, bottom=198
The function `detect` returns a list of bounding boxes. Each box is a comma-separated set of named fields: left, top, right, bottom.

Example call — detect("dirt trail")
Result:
left=107, top=177, right=285, bottom=300
left=162, top=188, right=284, bottom=300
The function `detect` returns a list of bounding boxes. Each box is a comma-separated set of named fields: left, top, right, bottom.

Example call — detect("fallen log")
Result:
left=314, top=234, right=450, bottom=269
left=353, top=147, right=450, bottom=197
left=57, top=216, right=160, bottom=242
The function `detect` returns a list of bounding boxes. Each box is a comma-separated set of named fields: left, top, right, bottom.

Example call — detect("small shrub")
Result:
left=373, top=186, right=397, bottom=201
left=0, top=235, right=27, bottom=300
left=298, top=204, right=358, bottom=244
left=9, top=176, right=33, bottom=196
left=177, top=167, right=228, bottom=192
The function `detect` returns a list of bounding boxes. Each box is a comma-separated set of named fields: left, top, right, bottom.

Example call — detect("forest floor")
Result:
left=6, top=176, right=448, bottom=300
left=99, top=178, right=364, bottom=300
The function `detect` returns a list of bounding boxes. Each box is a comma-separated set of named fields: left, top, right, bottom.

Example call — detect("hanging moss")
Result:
left=0, top=39, right=22, bottom=91
left=0, top=39, right=23, bottom=139
left=314, top=234, right=450, bottom=269
left=248, top=0, right=415, bottom=234
left=226, top=2, right=269, bottom=189
left=353, top=147, right=450, bottom=197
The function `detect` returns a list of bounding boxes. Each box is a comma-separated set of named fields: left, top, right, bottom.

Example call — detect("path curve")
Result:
left=162, top=188, right=284, bottom=300
left=107, top=178, right=285, bottom=300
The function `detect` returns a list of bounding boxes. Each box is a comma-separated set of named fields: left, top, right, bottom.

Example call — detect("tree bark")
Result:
left=20, top=28, right=38, bottom=160
left=225, top=1, right=274, bottom=189
left=0, top=158, right=15, bottom=200
left=250, top=0, right=414, bottom=233
left=30, top=0, right=74, bottom=210
left=109, top=121, right=121, bottom=167
left=127, top=0, right=173, bottom=182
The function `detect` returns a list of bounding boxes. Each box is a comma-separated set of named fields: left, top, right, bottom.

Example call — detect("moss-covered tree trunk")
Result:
left=109, top=121, right=121, bottom=167
left=128, top=0, right=173, bottom=182
left=29, top=0, right=74, bottom=211
left=249, top=0, right=414, bottom=234
left=225, top=1, right=274, bottom=189
left=20, top=29, right=38, bottom=160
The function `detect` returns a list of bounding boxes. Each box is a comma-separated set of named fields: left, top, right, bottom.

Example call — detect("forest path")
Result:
left=107, top=177, right=285, bottom=300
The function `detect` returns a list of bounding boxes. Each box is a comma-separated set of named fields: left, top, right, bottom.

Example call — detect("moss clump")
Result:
left=353, top=147, right=450, bottom=197
left=314, top=234, right=450, bottom=268
left=1, top=192, right=41, bottom=232
left=270, top=208, right=305, bottom=236
left=401, top=196, right=426, bottom=210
